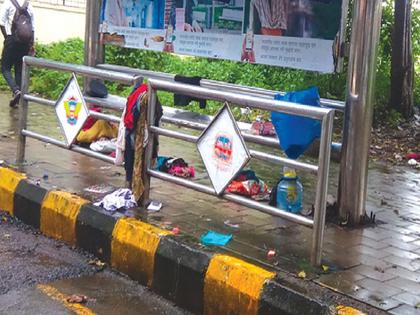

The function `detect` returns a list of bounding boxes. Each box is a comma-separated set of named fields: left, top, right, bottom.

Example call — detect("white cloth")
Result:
left=94, top=188, right=137, bottom=212
left=115, top=107, right=126, bottom=166
left=0, top=0, right=35, bottom=35
left=90, top=138, right=117, bottom=154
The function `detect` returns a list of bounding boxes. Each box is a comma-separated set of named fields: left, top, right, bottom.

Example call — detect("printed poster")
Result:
left=100, top=0, right=346, bottom=73
left=55, top=74, right=89, bottom=147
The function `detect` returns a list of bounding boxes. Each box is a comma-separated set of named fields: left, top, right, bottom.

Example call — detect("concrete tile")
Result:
left=381, top=238, right=420, bottom=252
left=349, top=289, right=403, bottom=311
left=358, top=254, right=393, bottom=270
left=315, top=272, right=365, bottom=295
left=386, top=277, right=420, bottom=292
left=356, top=278, right=403, bottom=297
left=359, top=229, right=393, bottom=241
left=385, top=266, right=420, bottom=282
left=389, top=304, right=420, bottom=315
left=359, top=238, right=390, bottom=249
left=384, top=256, right=420, bottom=272
left=350, top=265, right=397, bottom=282
left=393, top=292, right=420, bottom=307
left=383, top=246, right=420, bottom=260
left=349, top=245, right=392, bottom=259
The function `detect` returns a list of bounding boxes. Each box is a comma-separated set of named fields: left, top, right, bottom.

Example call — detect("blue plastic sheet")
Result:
left=271, top=87, right=321, bottom=159
left=200, top=230, right=232, bottom=246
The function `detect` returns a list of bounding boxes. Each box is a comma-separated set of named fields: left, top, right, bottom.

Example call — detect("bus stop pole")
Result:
left=84, top=1, right=102, bottom=74
left=338, top=0, right=383, bottom=225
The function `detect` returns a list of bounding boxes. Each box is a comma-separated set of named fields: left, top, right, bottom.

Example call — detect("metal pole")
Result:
left=16, top=61, right=30, bottom=171
left=311, top=110, right=334, bottom=266
left=84, top=0, right=101, bottom=89
left=141, top=86, right=158, bottom=205
left=338, top=0, right=383, bottom=225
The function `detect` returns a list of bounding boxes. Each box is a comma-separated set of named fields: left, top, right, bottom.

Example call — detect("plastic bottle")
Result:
left=276, top=167, right=303, bottom=213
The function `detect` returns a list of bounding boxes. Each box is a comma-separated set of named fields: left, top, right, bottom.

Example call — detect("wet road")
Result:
left=0, top=213, right=190, bottom=315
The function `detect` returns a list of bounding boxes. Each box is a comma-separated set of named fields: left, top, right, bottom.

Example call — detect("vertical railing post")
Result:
left=16, top=59, right=31, bottom=171
left=141, top=85, right=158, bottom=205
left=311, top=110, right=334, bottom=266
left=84, top=0, right=102, bottom=88
left=338, top=0, right=383, bottom=225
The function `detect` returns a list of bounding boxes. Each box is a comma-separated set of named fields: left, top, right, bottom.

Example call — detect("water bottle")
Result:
left=276, top=167, right=303, bottom=213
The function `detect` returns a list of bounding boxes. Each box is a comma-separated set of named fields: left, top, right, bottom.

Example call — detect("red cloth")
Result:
left=82, top=107, right=102, bottom=131
left=124, top=83, right=148, bottom=130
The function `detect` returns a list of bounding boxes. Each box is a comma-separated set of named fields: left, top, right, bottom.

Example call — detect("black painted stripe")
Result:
left=258, top=279, right=329, bottom=315
left=153, top=237, right=212, bottom=315
left=75, top=204, right=119, bottom=263
left=13, top=181, right=47, bottom=229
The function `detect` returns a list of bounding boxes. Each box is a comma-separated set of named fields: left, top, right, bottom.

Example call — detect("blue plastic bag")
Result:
left=200, top=230, right=232, bottom=246
left=271, top=87, right=321, bottom=159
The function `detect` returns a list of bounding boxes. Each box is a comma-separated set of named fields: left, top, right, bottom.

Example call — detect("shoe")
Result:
left=9, top=90, right=21, bottom=108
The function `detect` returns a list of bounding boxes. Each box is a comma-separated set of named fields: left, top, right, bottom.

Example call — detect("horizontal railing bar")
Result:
left=151, top=126, right=318, bottom=174
left=150, top=126, right=197, bottom=143
left=149, top=79, right=331, bottom=120
left=162, top=115, right=342, bottom=153
left=24, top=93, right=339, bottom=159
left=148, top=169, right=314, bottom=227
left=24, top=94, right=121, bottom=123
left=24, top=57, right=141, bottom=85
left=97, top=63, right=345, bottom=111
left=249, top=150, right=318, bottom=174
left=22, top=129, right=115, bottom=164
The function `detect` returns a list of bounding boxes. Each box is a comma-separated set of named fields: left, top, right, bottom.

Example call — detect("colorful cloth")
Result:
left=76, top=120, right=118, bottom=143
left=124, top=83, right=148, bottom=130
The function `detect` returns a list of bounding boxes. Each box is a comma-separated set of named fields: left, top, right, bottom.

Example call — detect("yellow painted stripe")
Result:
left=37, top=284, right=96, bottom=315
left=111, top=217, right=170, bottom=287
left=40, top=191, right=88, bottom=245
left=0, top=167, right=26, bottom=215
left=204, top=254, right=275, bottom=315
left=336, top=305, right=366, bottom=315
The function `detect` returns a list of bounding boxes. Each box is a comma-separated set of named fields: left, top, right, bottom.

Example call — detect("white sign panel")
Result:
left=55, top=74, right=89, bottom=147
left=197, top=103, right=250, bottom=195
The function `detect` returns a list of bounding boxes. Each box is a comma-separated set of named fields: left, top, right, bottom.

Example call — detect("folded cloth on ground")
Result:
left=90, top=138, right=117, bottom=154
left=94, top=188, right=137, bottom=212
left=76, top=120, right=118, bottom=143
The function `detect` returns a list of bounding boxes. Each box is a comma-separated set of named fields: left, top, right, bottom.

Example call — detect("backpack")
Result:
left=10, top=0, right=33, bottom=44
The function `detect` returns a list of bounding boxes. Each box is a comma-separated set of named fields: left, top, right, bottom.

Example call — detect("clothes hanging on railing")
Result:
left=123, top=83, right=162, bottom=201
left=173, top=75, right=207, bottom=109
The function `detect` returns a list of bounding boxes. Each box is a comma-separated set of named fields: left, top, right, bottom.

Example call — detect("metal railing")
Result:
left=16, top=57, right=142, bottom=166
left=17, top=57, right=335, bottom=266
left=144, top=79, right=335, bottom=266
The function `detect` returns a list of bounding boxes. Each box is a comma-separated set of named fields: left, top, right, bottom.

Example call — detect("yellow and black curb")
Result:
left=0, top=166, right=364, bottom=315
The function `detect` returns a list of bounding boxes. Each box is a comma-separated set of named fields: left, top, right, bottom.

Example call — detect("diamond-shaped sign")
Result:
left=197, top=103, right=250, bottom=195
left=55, top=74, right=89, bottom=147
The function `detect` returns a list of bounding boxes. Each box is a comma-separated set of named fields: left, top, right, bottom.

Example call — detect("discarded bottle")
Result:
left=276, top=167, right=303, bottom=213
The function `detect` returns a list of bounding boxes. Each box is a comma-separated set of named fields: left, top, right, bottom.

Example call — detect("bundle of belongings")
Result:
left=226, top=170, right=269, bottom=201
left=76, top=80, right=118, bottom=155
left=155, top=156, right=195, bottom=178
left=116, top=82, right=163, bottom=202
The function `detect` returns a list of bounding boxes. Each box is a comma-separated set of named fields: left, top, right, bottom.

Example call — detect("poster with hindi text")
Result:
left=100, top=0, right=347, bottom=73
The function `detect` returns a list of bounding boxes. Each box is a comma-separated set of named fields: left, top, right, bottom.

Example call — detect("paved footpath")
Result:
left=1, top=97, right=419, bottom=314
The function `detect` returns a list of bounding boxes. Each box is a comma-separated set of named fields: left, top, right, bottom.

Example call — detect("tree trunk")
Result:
left=390, top=0, right=414, bottom=119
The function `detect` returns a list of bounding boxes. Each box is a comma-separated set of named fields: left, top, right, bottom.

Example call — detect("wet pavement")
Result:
left=1, top=92, right=420, bottom=314
left=0, top=213, right=190, bottom=315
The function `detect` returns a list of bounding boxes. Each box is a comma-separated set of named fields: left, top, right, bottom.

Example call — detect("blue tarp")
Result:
left=271, top=86, right=321, bottom=159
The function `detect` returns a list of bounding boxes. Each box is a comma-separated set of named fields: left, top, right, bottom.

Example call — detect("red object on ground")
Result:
left=267, top=250, right=276, bottom=258
left=172, top=227, right=180, bottom=235
left=406, top=153, right=420, bottom=160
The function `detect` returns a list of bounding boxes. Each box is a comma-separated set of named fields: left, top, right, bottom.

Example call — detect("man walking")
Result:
left=0, top=0, right=34, bottom=107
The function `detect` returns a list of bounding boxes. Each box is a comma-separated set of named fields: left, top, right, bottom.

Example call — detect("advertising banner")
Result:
left=100, top=0, right=346, bottom=73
